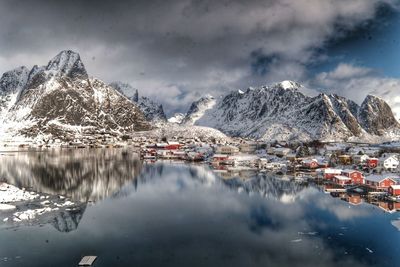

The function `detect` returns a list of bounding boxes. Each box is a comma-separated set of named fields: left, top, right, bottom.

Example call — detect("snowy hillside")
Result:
left=181, top=95, right=216, bottom=125
left=168, top=113, right=186, bottom=124
left=185, top=81, right=400, bottom=142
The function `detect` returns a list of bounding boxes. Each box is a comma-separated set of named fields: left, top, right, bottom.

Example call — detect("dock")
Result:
left=325, top=188, right=347, bottom=193
left=79, top=256, right=97, bottom=266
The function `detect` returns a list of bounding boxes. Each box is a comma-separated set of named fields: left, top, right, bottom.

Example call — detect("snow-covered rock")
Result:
left=0, top=51, right=151, bottom=140
left=186, top=81, right=400, bottom=142
left=138, top=123, right=230, bottom=143
left=168, top=113, right=186, bottom=124
left=181, top=95, right=216, bottom=125
left=0, top=183, right=38, bottom=203
left=358, top=95, right=399, bottom=135
left=109, top=82, right=167, bottom=123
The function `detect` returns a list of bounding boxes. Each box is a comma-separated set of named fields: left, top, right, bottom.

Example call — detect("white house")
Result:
left=379, top=154, right=399, bottom=171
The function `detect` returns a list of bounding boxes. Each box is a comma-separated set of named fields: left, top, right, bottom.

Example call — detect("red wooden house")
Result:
left=302, top=159, right=319, bottom=169
left=322, top=168, right=342, bottom=180
left=166, top=142, right=181, bottom=150
left=366, top=158, right=379, bottom=168
left=365, top=175, right=398, bottom=190
left=341, top=169, right=364, bottom=185
left=388, top=185, right=400, bottom=197
left=333, top=175, right=351, bottom=186
left=346, top=194, right=362, bottom=205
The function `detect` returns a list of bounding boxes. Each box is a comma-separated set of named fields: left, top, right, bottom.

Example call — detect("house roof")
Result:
left=365, top=174, right=399, bottom=183
left=390, top=185, right=400, bottom=189
left=167, top=141, right=180, bottom=145
left=342, top=169, right=360, bottom=174
left=213, top=154, right=229, bottom=158
left=334, top=175, right=352, bottom=181
left=324, top=168, right=342, bottom=174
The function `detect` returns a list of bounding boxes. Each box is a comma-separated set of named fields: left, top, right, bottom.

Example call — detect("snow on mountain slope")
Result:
left=0, top=50, right=150, bottom=140
left=109, top=82, right=167, bottom=123
left=181, top=95, right=216, bottom=125
left=168, top=113, right=186, bottom=124
left=187, top=81, right=400, bottom=142
left=140, top=123, right=230, bottom=143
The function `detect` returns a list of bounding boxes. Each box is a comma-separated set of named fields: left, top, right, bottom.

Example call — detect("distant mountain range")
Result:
left=180, top=81, right=400, bottom=142
left=0, top=50, right=399, bottom=142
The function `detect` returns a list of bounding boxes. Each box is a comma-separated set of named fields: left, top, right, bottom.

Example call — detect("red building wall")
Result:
left=380, top=179, right=396, bottom=189
left=389, top=187, right=400, bottom=196
left=367, top=159, right=378, bottom=168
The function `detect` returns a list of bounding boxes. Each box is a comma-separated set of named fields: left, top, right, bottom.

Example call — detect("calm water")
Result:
left=0, top=148, right=399, bottom=267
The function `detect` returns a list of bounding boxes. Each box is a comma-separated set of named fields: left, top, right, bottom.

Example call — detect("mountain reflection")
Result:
left=0, top=148, right=142, bottom=202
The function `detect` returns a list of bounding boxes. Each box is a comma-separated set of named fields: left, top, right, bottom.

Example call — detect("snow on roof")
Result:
left=390, top=185, right=400, bottom=189
left=213, top=154, right=229, bottom=158
left=380, top=154, right=399, bottom=161
left=324, top=168, right=342, bottom=174
left=342, top=169, right=360, bottom=173
left=365, top=174, right=399, bottom=182
left=334, top=175, right=352, bottom=181
left=156, top=143, right=168, bottom=146
left=167, top=141, right=180, bottom=145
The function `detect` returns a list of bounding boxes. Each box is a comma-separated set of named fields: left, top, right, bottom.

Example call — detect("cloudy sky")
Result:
left=0, top=0, right=399, bottom=117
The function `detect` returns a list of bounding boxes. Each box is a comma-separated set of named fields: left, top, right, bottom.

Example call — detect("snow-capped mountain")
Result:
left=184, top=81, right=400, bottom=141
left=0, top=50, right=150, bottom=140
left=109, top=82, right=167, bottom=123
left=181, top=95, right=216, bottom=125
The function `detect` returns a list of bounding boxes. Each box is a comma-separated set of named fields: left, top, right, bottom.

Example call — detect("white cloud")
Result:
left=0, top=0, right=398, bottom=113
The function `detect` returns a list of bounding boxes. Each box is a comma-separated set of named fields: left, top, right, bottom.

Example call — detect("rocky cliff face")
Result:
left=109, top=82, right=167, bottom=123
left=184, top=81, right=400, bottom=141
left=0, top=50, right=151, bottom=139
left=358, top=95, right=399, bottom=135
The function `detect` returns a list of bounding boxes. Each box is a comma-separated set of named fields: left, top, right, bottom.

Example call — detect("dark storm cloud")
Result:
left=0, top=0, right=398, bottom=114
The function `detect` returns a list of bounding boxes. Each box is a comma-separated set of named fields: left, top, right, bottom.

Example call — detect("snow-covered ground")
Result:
left=140, top=123, right=230, bottom=143
left=0, top=182, right=80, bottom=227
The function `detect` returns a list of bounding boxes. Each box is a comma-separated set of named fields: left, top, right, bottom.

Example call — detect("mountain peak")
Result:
left=46, top=50, right=88, bottom=80
left=0, top=66, right=30, bottom=93
left=363, top=94, right=383, bottom=102
left=359, top=94, right=399, bottom=135
left=276, top=80, right=301, bottom=90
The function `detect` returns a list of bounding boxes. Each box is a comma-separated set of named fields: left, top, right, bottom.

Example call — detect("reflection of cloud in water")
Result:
left=311, top=193, right=371, bottom=221
left=78, top=164, right=369, bottom=267
left=0, top=162, right=396, bottom=266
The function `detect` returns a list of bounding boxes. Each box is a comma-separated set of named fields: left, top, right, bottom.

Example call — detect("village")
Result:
left=3, top=134, right=400, bottom=212
left=136, top=136, right=400, bottom=209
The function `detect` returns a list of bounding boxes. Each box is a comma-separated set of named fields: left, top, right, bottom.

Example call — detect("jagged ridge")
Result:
left=109, top=82, right=167, bottom=123
left=0, top=50, right=151, bottom=140
left=184, top=81, right=400, bottom=141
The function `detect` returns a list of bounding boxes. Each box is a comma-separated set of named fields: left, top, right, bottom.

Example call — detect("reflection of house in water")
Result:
left=343, top=194, right=362, bottom=205
left=377, top=201, right=400, bottom=213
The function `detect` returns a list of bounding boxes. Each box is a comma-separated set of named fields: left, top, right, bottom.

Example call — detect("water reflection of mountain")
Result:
left=50, top=205, right=87, bottom=232
left=119, top=162, right=307, bottom=203
left=223, top=174, right=308, bottom=202
left=0, top=149, right=142, bottom=202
